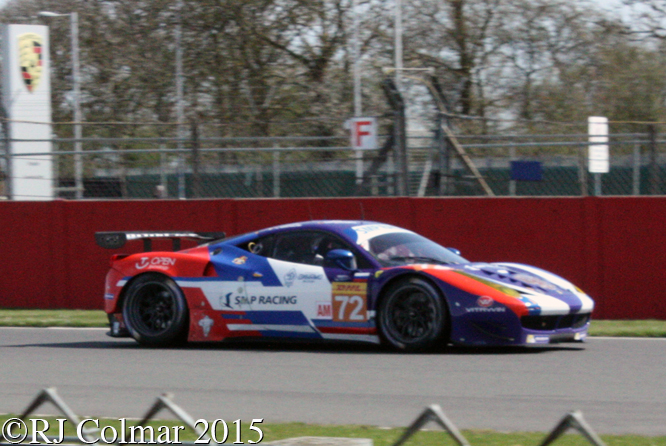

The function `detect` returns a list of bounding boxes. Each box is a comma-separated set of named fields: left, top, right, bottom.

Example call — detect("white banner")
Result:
left=1, top=24, right=54, bottom=200
left=588, top=116, right=609, bottom=174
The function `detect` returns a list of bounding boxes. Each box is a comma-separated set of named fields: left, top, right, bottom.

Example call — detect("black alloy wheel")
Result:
left=378, top=277, right=448, bottom=352
left=122, top=274, right=188, bottom=346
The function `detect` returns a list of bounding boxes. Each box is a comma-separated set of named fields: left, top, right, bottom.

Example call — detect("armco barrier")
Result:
left=0, top=197, right=664, bottom=319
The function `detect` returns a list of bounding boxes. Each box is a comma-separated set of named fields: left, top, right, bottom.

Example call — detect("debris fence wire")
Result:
left=1, top=129, right=665, bottom=200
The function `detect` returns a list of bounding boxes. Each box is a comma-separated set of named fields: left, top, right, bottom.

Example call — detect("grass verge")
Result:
left=0, top=309, right=108, bottom=327
left=0, top=416, right=664, bottom=446
left=2, top=309, right=666, bottom=337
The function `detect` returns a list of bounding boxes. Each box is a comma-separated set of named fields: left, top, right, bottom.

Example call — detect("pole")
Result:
left=176, top=0, right=186, bottom=199
left=71, top=12, right=83, bottom=199
left=395, top=0, right=402, bottom=89
left=632, top=143, right=640, bottom=195
left=352, top=0, right=361, bottom=117
left=648, top=124, right=659, bottom=195
left=352, top=0, right=363, bottom=188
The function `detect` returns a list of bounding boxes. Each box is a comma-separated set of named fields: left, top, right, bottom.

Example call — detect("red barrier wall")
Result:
left=0, top=197, right=664, bottom=319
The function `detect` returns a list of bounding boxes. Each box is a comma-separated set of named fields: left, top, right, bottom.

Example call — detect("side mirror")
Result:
left=325, top=249, right=357, bottom=271
left=447, top=247, right=461, bottom=256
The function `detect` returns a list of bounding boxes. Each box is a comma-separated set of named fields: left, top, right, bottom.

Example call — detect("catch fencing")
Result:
left=1, top=129, right=665, bottom=200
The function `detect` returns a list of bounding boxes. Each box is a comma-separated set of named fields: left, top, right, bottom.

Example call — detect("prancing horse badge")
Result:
left=18, top=33, right=43, bottom=93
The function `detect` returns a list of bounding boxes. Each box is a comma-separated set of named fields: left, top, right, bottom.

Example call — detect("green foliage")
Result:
left=2, top=0, right=666, bottom=137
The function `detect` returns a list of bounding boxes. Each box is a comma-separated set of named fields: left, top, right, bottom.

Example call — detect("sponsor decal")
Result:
left=316, top=302, right=332, bottom=318
left=467, top=295, right=506, bottom=313
left=18, top=33, right=43, bottom=93
left=198, top=315, right=214, bottom=337
left=332, top=282, right=368, bottom=322
left=232, top=256, right=248, bottom=265
left=334, top=275, right=351, bottom=282
left=284, top=268, right=297, bottom=287
left=332, top=282, right=366, bottom=293
left=234, top=295, right=298, bottom=305
left=298, top=273, right=323, bottom=283
left=220, top=292, right=240, bottom=309
left=513, top=273, right=556, bottom=290
left=375, top=270, right=384, bottom=278
left=104, top=293, right=115, bottom=300
left=135, top=256, right=176, bottom=270
left=477, top=296, right=494, bottom=307
left=465, top=306, right=506, bottom=313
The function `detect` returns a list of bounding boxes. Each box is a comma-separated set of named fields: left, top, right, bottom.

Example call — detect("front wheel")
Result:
left=122, top=274, right=189, bottom=346
left=378, top=277, right=448, bottom=352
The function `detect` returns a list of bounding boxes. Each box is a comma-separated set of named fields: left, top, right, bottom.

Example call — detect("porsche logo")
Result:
left=18, top=33, right=43, bottom=93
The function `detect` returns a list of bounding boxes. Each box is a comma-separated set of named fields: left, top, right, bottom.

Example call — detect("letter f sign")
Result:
left=350, top=117, right=377, bottom=150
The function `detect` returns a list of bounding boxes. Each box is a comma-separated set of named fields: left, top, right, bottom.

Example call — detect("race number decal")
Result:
left=332, top=283, right=368, bottom=322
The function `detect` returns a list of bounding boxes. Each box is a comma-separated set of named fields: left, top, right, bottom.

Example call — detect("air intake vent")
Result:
left=521, top=313, right=591, bottom=331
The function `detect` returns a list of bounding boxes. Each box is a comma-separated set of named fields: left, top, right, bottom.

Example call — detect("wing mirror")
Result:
left=325, top=249, right=357, bottom=271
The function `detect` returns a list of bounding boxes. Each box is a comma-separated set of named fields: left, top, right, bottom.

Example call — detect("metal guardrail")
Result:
left=1, top=388, right=608, bottom=446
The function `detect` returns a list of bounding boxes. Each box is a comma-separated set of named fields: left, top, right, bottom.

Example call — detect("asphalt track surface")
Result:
left=1, top=328, right=665, bottom=436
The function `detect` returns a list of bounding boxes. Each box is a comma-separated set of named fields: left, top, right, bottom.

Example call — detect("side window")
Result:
left=273, top=232, right=322, bottom=265
left=240, top=230, right=373, bottom=269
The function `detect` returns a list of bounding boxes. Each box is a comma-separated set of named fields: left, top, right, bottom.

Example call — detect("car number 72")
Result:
left=333, top=295, right=367, bottom=321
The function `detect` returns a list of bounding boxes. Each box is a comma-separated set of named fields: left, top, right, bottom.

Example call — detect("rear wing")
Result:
left=95, top=231, right=226, bottom=252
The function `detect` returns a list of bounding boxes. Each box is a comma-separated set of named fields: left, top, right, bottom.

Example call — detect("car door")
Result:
left=242, top=231, right=331, bottom=338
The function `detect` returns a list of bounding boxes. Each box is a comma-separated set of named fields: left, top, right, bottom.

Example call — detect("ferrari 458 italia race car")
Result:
left=96, top=221, right=594, bottom=351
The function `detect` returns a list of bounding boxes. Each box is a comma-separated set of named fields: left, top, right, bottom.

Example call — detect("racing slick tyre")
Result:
left=378, top=277, right=448, bottom=352
left=122, top=273, right=189, bottom=346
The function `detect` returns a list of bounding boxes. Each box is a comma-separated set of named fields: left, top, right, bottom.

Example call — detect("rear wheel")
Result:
left=378, top=277, right=448, bottom=352
left=122, top=274, right=189, bottom=346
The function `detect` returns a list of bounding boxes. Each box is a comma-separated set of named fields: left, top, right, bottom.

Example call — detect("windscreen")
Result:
left=367, top=232, right=469, bottom=267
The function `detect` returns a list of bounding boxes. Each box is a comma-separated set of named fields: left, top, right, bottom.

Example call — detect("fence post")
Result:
left=648, top=124, right=660, bottom=195
left=190, top=120, right=201, bottom=198
left=632, top=142, right=641, bottom=195
left=0, top=110, right=12, bottom=199
left=273, top=148, right=280, bottom=198
left=509, top=146, right=517, bottom=196
left=578, top=142, right=588, bottom=196
left=435, top=113, right=451, bottom=196
left=159, top=146, right=168, bottom=198
left=381, top=77, right=408, bottom=196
